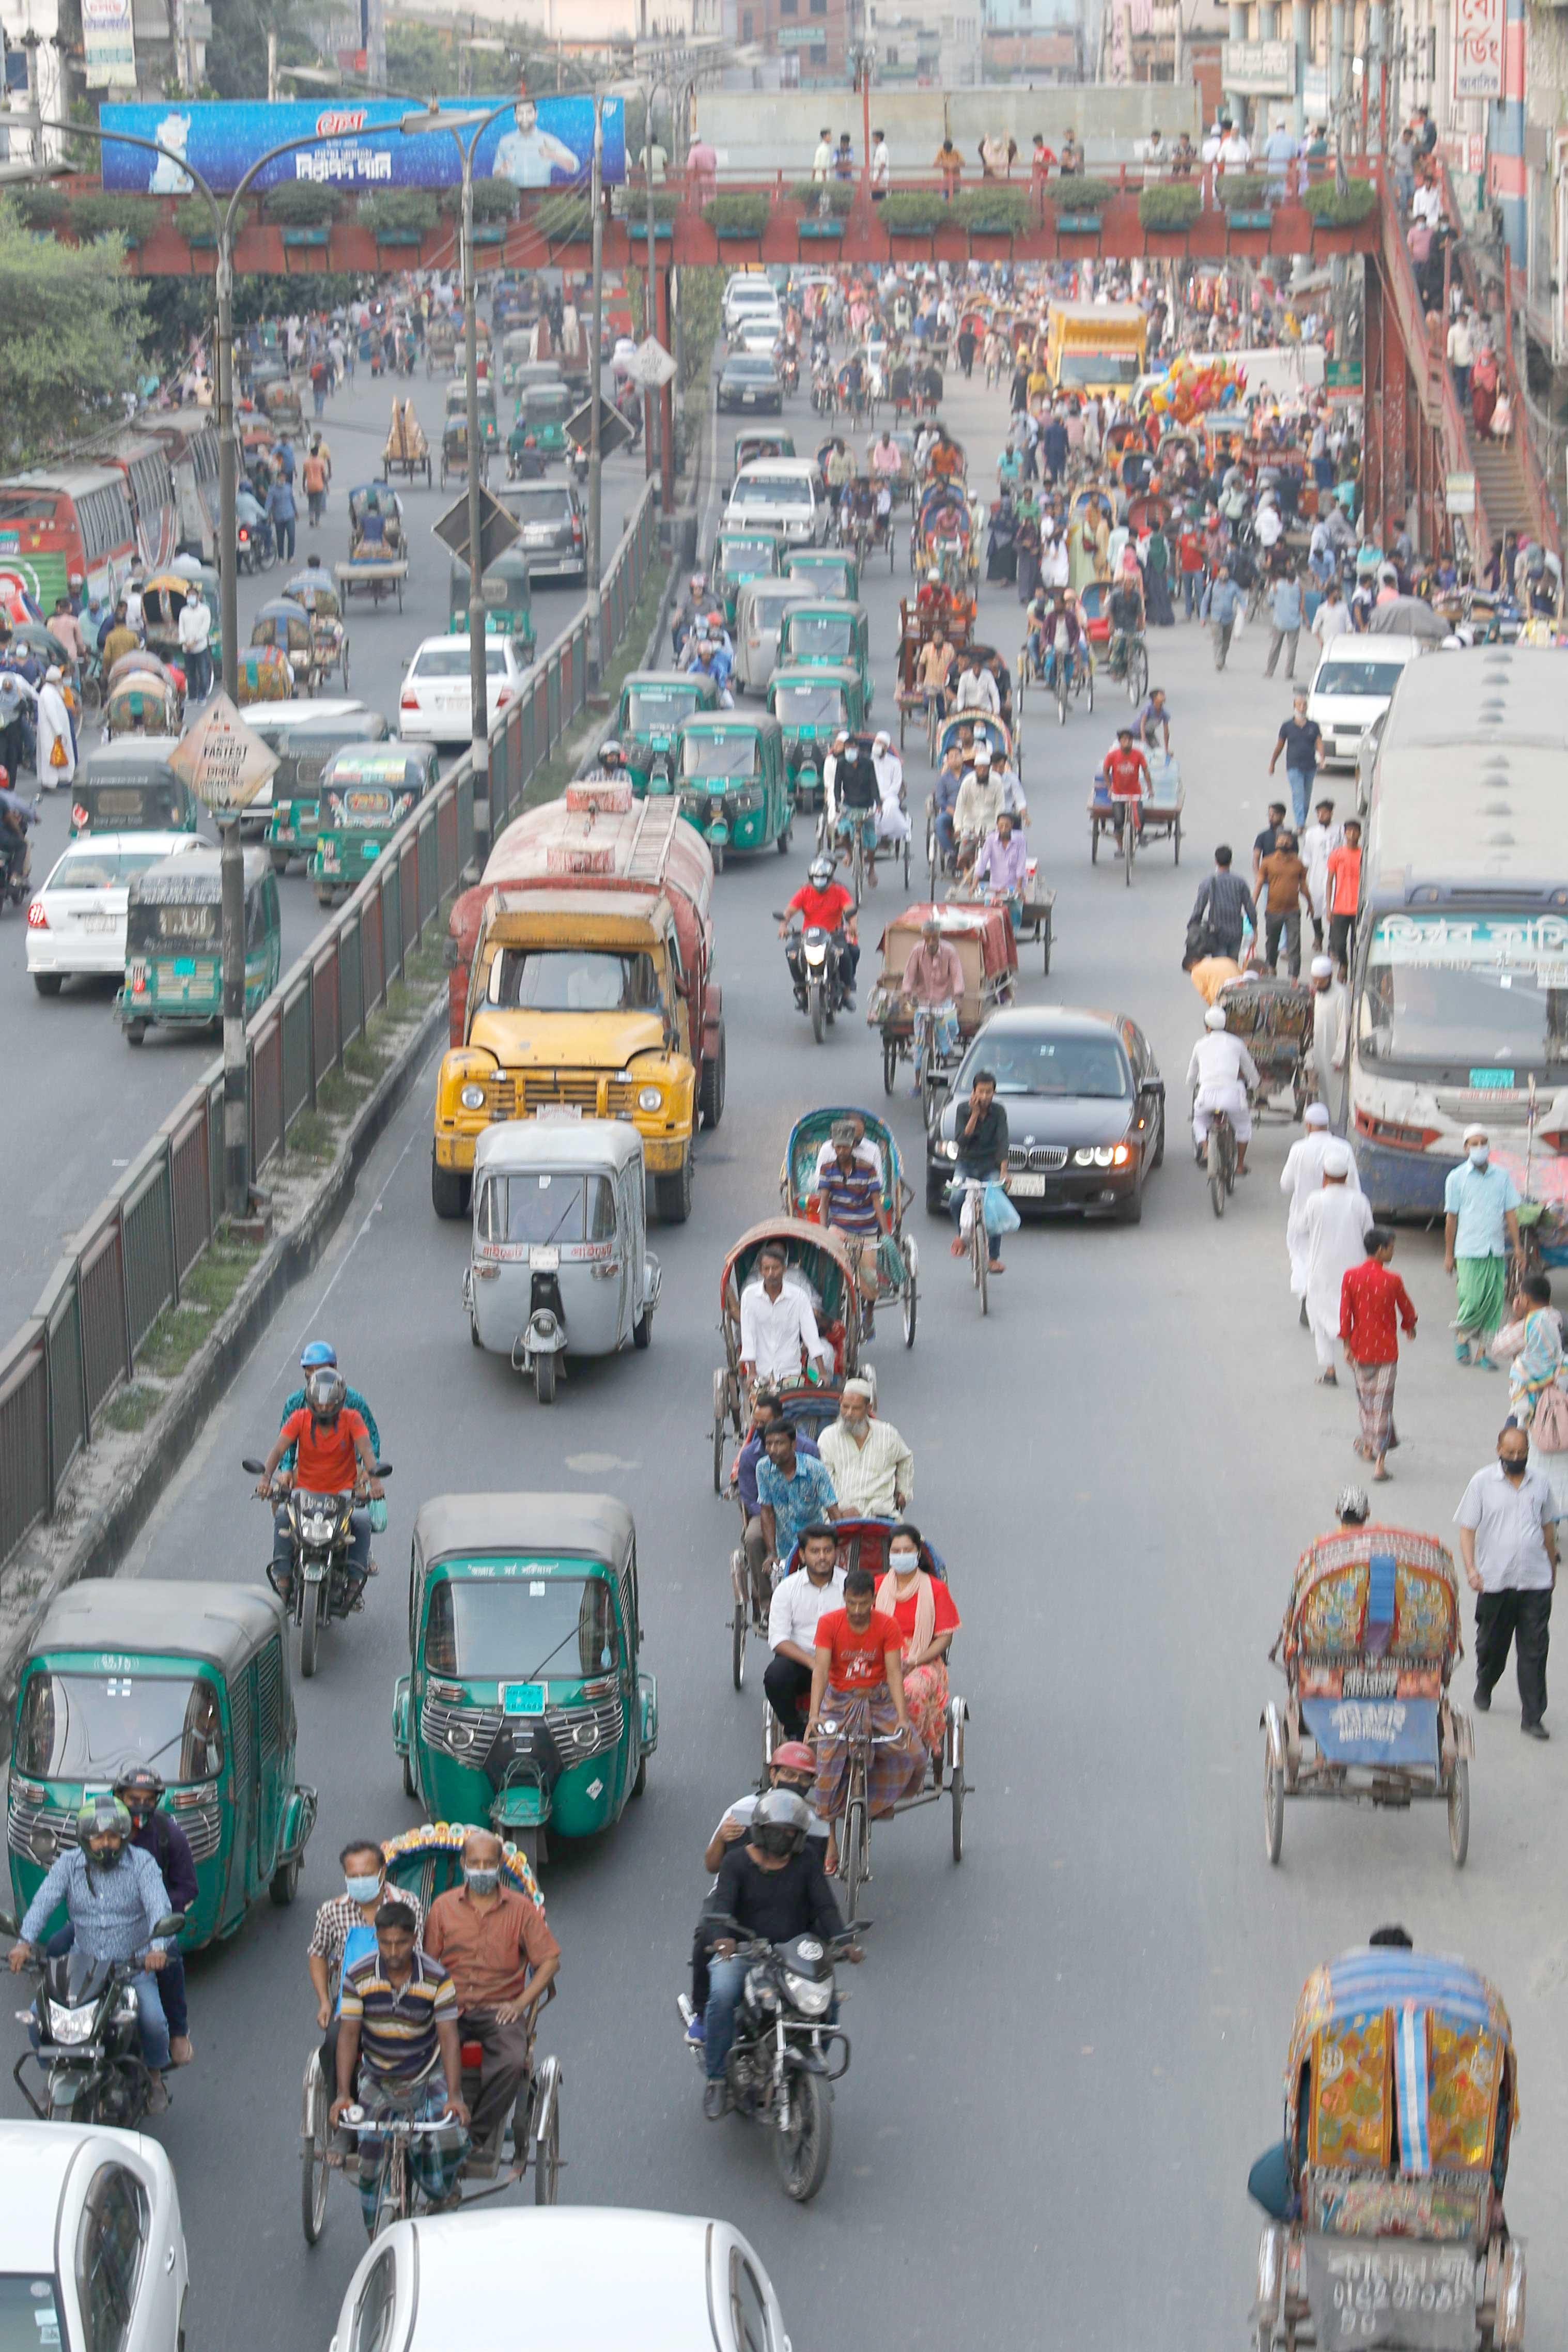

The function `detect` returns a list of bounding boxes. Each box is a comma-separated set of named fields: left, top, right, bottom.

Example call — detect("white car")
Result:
left=330, top=2209, right=790, bottom=2352
left=723, top=273, right=781, bottom=335
left=0, top=2120, right=189, bottom=2350
left=735, top=314, right=784, bottom=357
left=26, top=830, right=204, bottom=998
left=1306, top=634, right=1428, bottom=767
left=399, top=635, right=531, bottom=747
left=726, top=459, right=827, bottom=546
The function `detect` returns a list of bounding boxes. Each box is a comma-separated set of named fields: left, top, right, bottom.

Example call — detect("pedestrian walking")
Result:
left=176, top=583, right=212, bottom=701
left=1455, top=1427, right=1558, bottom=1738
left=267, top=471, right=298, bottom=564
left=1299, top=794, right=1341, bottom=952
left=1263, top=569, right=1304, bottom=682
left=1280, top=1106, right=1359, bottom=1313
left=1267, top=689, right=1323, bottom=831
left=1446, top=307, right=1474, bottom=409
left=1257, top=826, right=1313, bottom=977
left=1201, top=563, right=1243, bottom=669
left=1186, top=844, right=1256, bottom=961
left=1324, top=817, right=1361, bottom=975
left=302, top=444, right=329, bottom=530
left=1492, top=1274, right=1568, bottom=1519
left=35, top=667, right=75, bottom=790
left=1300, top=1142, right=1374, bottom=1384
left=1340, top=1226, right=1417, bottom=1479
left=1306, top=952, right=1347, bottom=1112
left=1443, top=1125, right=1522, bottom=1369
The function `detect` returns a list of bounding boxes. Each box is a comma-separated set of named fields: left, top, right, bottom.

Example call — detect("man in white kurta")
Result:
left=1308, top=954, right=1348, bottom=1111
left=1280, top=1106, right=1363, bottom=1305
left=1300, top=1141, right=1375, bottom=1379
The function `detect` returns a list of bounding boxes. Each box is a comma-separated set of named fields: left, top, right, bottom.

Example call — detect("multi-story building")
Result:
left=718, top=0, right=849, bottom=83
left=980, top=0, right=1080, bottom=80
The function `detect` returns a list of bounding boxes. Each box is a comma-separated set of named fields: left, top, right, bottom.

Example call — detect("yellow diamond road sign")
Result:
left=167, top=692, right=280, bottom=814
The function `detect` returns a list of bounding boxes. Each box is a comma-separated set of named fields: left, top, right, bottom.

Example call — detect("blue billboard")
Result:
left=99, top=95, right=625, bottom=198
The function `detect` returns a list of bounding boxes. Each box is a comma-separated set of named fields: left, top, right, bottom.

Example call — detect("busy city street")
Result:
left=59, top=337, right=1568, bottom=2349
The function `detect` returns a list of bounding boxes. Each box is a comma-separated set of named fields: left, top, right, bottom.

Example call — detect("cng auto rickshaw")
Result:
left=118, top=847, right=280, bottom=1043
left=768, top=663, right=867, bottom=813
left=779, top=599, right=875, bottom=713
left=441, top=415, right=489, bottom=492
left=1253, top=1946, right=1524, bottom=2352
left=448, top=550, right=536, bottom=660
left=259, top=701, right=390, bottom=867
left=392, top=1492, right=659, bottom=1871
left=615, top=670, right=719, bottom=794
left=309, top=741, right=439, bottom=906
left=71, top=750, right=198, bottom=839
left=7, top=1580, right=317, bottom=1949
left=517, top=382, right=573, bottom=461
left=672, top=710, right=792, bottom=871
left=786, top=547, right=860, bottom=602
left=713, top=525, right=786, bottom=630
left=445, top=376, right=500, bottom=448
left=462, top=1120, right=662, bottom=1402
left=711, top=1216, right=870, bottom=1491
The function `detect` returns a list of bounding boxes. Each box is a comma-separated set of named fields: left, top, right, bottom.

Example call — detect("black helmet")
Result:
left=305, top=1366, right=347, bottom=1421
left=752, top=1788, right=811, bottom=1858
left=113, top=1765, right=165, bottom=1820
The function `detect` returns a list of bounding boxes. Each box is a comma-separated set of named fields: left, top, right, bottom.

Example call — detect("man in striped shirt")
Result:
left=332, top=1902, right=469, bottom=2226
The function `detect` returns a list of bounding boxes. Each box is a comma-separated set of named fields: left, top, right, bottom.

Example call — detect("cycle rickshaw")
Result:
left=711, top=1218, right=871, bottom=1496
left=284, top=570, right=352, bottom=692
left=723, top=1371, right=864, bottom=1693
left=867, top=900, right=1017, bottom=1110
left=779, top=1106, right=920, bottom=1350
left=1262, top=1523, right=1473, bottom=1868
left=1217, top=971, right=1310, bottom=1117
left=298, top=1822, right=563, bottom=2245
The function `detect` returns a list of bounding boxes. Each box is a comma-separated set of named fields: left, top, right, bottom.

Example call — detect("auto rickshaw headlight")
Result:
left=637, top=1086, right=662, bottom=1112
left=459, top=1083, right=486, bottom=1111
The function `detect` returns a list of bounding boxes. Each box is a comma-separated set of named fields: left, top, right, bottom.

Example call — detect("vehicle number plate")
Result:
left=1341, top=1667, right=1398, bottom=1698
left=1468, top=1069, right=1514, bottom=1089
left=501, top=1682, right=545, bottom=1715
left=1010, top=1173, right=1047, bottom=1197
left=531, top=1244, right=560, bottom=1271
left=80, top=914, right=115, bottom=933
left=173, top=956, right=195, bottom=976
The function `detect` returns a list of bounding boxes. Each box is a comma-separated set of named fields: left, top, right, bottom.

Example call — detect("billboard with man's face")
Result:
left=98, top=95, right=625, bottom=197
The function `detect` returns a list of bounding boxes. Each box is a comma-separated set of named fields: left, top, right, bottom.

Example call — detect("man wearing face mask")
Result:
left=307, top=1838, right=425, bottom=2093
left=422, top=1829, right=561, bottom=2149
left=1444, top=1127, right=1522, bottom=1370
left=1455, top=1425, right=1559, bottom=1738
left=681, top=1744, right=827, bottom=2049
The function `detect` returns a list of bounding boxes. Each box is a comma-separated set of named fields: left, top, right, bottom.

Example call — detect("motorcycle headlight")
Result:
left=303, top=1515, right=333, bottom=1544
left=637, top=1086, right=662, bottom=1112
left=746, top=1968, right=778, bottom=2011
left=459, top=1082, right=486, bottom=1111
left=783, top=1970, right=833, bottom=2017
left=45, top=2001, right=95, bottom=2046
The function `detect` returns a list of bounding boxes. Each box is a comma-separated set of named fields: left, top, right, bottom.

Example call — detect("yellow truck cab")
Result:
left=1046, top=300, right=1147, bottom=400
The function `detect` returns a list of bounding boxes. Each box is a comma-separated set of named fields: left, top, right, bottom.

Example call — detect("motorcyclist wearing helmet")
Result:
left=277, top=1340, right=379, bottom=1480
left=10, top=1794, right=179, bottom=2098
left=582, top=739, right=627, bottom=786
left=682, top=629, right=734, bottom=707
left=684, top=1746, right=826, bottom=2047
left=671, top=572, right=710, bottom=660
left=255, top=1365, right=383, bottom=1598
left=779, top=854, right=859, bottom=1005
left=0, top=778, right=37, bottom=892
left=112, top=1769, right=195, bottom=2066
left=698, top=1788, right=856, bottom=2115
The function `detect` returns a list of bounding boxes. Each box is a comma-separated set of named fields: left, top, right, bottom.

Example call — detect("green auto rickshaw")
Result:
left=786, top=547, right=861, bottom=602
left=392, top=1492, right=658, bottom=1871
left=260, top=701, right=390, bottom=872
left=70, top=750, right=199, bottom=840
left=118, top=847, right=280, bottom=1044
left=673, top=711, right=792, bottom=871
left=616, top=670, right=720, bottom=794
left=712, top=524, right=786, bottom=629
left=767, top=661, right=867, bottom=812
left=779, top=597, right=875, bottom=715
left=445, top=376, right=500, bottom=447
left=448, top=550, right=536, bottom=660
left=309, top=741, right=440, bottom=906
left=516, top=381, right=573, bottom=460
left=7, top=1580, right=317, bottom=1949
left=499, top=327, right=534, bottom=391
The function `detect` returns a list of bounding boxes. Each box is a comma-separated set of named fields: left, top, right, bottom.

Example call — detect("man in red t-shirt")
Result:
left=1325, top=815, right=1362, bottom=977
left=1340, top=1225, right=1417, bottom=1479
left=254, top=1367, right=384, bottom=1599
left=804, top=1565, right=922, bottom=1875
left=1101, top=725, right=1150, bottom=854
left=779, top=855, right=860, bottom=1005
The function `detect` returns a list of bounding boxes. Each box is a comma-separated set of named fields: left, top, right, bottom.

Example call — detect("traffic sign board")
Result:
left=626, top=335, right=677, bottom=390
left=565, top=393, right=638, bottom=458
left=432, top=482, right=520, bottom=579
left=167, top=692, right=277, bottom=813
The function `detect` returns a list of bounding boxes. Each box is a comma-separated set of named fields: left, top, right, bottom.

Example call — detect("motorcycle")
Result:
left=678, top=1916, right=853, bottom=2202
left=6, top=1911, right=185, bottom=2125
left=777, top=912, right=850, bottom=1045
left=242, top=1456, right=392, bottom=1679
left=778, top=344, right=800, bottom=396
left=568, top=443, right=589, bottom=487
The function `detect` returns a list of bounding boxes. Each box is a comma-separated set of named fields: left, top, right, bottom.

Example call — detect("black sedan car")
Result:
left=926, top=1005, right=1166, bottom=1225
left=718, top=353, right=784, bottom=415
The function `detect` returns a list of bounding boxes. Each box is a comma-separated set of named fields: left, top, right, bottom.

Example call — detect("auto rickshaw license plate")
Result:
left=1341, top=1667, right=1398, bottom=1699
left=501, top=1682, right=545, bottom=1715
left=173, top=957, right=195, bottom=976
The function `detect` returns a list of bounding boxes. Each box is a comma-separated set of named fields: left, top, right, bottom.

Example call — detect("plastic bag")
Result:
left=368, top=1497, right=389, bottom=1534
left=984, top=1182, right=1021, bottom=1236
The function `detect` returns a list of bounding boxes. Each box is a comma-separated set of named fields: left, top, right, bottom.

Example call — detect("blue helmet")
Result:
left=300, top=1340, right=337, bottom=1370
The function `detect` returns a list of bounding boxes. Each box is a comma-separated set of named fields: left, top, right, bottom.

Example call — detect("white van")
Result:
left=1306, top=635, right=1429, bottom=768
left=725, top=458, right=826, bottom=546
left=723, top=274, right=782, bottom=336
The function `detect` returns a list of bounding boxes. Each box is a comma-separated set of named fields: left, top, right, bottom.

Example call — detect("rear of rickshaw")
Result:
left=867, top=902, right=1018, bottom=1127
left=1218, top=974, right=1314, bottom=1120
left=778, top=1106, right=919, bottom=1350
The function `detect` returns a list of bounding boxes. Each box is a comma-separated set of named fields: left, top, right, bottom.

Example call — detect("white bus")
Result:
left=1348, top=646, right=1568, bottom=1216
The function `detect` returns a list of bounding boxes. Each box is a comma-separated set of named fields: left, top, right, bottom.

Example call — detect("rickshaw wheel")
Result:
left=712, top=1418, right=725, bottom=1498
left=882, top=1037, right=897, bottom=1095
left=1173, top=810, right=1182, bottom=865
left=951, top=1754, right=965, bottom=1861
left=533, top=2099, right=561, bottom=2206
left=1264, top=1740, right=1284, bottom=1865
left=300, top=2053, right=330, bottom=2245
left=731, top=1599, right=747, bottom=1692
left=903, top=1273, right=918, bottom=1349
left=1448, top=1759, right=1470, bottom=1867
left=341, top=646, right=351, bottom=691
left=841, top=1798, right=866, bottom=1926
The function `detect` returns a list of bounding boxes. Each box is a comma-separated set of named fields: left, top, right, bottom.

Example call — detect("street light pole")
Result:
left=587, top=96, right=605, bottom=680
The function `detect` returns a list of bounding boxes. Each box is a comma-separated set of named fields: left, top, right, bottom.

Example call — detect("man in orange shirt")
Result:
left=254, top=1367, right=383, bottom=1598
left=423, top=1827, right=561, bottom=2148
left=1325, top=815, right=1362, bottom=976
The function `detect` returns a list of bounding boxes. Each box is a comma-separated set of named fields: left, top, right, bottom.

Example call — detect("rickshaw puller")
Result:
left=1187, top=1005, right=1258, bottom=1176
left=331, top=1905, right=470, bottom=2230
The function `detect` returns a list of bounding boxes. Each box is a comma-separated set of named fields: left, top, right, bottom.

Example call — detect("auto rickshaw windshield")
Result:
left=425, top=1574, right=617, bottom=1680
left=626, top=684, right=703, bottom=731
left=774, top=683, right=844, bottom=725
left=788, top=615, right=853, bottom=659
left=127, top=899, right=220, bottom=951
left=477, top=1171, right=617, bottom=1246
left=486, top=946, right=660, bottom=1011
left=680, top=735, right=756, bottom=780
left=81, top=783, right=183, bottom=830
left=15, top=1669, right=226, bottom=1781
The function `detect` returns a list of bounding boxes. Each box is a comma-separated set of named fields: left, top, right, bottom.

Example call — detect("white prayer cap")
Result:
left=1324, top=1141, right=1354, bottom=1177
left=1310, top=954, right=1334, bottom=979
left=1204, top=1005, right=1228, bottom=1031
left=1305, top=1103, right=1330, bottom=1127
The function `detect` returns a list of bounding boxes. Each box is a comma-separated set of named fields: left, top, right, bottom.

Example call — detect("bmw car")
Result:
left=718, top=353, right=784, bottom=415
left=926, top=1005, right=1166, bottom=1224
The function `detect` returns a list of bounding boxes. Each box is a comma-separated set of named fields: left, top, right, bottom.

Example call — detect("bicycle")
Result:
left=1201, top=1104, right=1237, bottom=1219
left=948, top=1173, right=993, bottom=1316
left=910, top=997, right=959, bottom=1125
left=812, top=1722, right=922, bottom=1926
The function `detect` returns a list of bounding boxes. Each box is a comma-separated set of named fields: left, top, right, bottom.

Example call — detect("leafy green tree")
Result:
left=0, top=199, right=147, bottom=466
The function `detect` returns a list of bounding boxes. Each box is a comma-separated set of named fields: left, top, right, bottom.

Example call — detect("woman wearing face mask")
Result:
left=306, top=1839, right=424, bottom=2086
left=874, top=1525, right=961, bottom=1772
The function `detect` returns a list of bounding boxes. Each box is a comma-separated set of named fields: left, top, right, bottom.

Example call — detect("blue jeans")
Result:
left=704, top=1954, right=751, bottom=2080
left=934, top=802, right=956, bottom=857
left=951, top=1162, right=1001, bottom=1264
left=1182, top=571, right=1200, bottom=617
left=1286, top=765, right=1312, bottom=828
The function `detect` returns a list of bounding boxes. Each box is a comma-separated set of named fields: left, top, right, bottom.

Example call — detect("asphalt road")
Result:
left=0, top=358, right=651, bottom=1339
left=21, top=352, right=1568, bottom=2352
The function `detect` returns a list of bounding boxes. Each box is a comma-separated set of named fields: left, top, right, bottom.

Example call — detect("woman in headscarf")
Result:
left=1493, top=1273, right=1568, bottom=1519
left=1143, top=517, right=1175, bottom=626
left=874, top=1524, right=960, bottom=1763
left=1014, top=499, right=1042, bottom=605
left=1470, top=343, right=1499, bottom=437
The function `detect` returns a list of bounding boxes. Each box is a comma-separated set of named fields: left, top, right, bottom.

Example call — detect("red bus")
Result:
left=0, top=467, right=138, bottom=612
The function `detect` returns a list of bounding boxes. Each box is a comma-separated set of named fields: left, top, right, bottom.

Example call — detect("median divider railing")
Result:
left=0, top=478, right=661, bottom=1574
